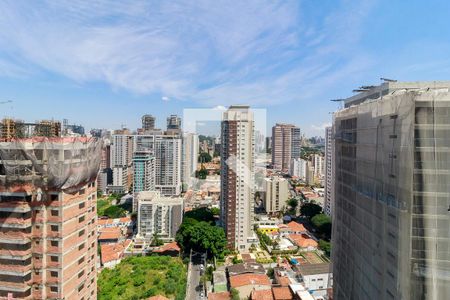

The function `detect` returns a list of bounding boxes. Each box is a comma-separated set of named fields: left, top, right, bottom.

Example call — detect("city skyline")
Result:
left=1, top=1, right=450, bottom=136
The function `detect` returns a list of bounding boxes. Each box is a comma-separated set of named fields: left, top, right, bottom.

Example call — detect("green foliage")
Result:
left=232, top=256, right=243, bottom=264
left=195, top=165, right=208, bottom=179
left=98, top=256, right=186, bottom=300
left=103, top=205, right=127, bottom=218
left=318, top=239, right=331, bottom=257
left=300, top=202, right=322, bottom=218
left=176, top=212, right=226, bottom=259
left=267, top=267, right=274, bottom=279
left=198, top=152, right=212, bottom=163
left=151, top=233, right=164, bottom=247
left=210, top=207, right=220, bottom=216
left=311, top=214, right=332, bottom=236
left=230, top=288, right=240, bottom=300
left=287, top=198, right=299, bottom=210
left=184, top=207, right=215, bottom=224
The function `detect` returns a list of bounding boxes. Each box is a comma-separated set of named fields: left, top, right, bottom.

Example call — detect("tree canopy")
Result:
left=198, top=152, right=212, bottom=163
left=311, top=214, right=332, bottom=237
left=98, top=256, right=186, bottom=300
left=176, top=219, right=226, bottom=258
left=183, top=207, right=215, bottom=224
left=287, top=198, right=299, bottom=210
left=300, top=202, right=322, bottom=218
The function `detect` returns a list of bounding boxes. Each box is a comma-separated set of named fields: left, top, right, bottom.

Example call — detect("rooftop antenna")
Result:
left=380, top=77, right=397, bottom=82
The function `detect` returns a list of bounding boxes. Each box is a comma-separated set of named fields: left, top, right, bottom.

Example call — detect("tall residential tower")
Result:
left=271, top=123, right=301, bottom=173
left=220, top=106, right=256, bottom=251
left=332, top=81, right=450, bottom=300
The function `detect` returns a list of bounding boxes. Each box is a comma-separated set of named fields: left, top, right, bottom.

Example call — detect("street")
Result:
left=186, top=252, right=205, bottom=300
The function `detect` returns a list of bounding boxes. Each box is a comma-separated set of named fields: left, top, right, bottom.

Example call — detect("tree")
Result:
left=195, top=165, right=208, bottom=179
left=287, top=198, right=299, bottom=210
left=210, top=207, right=220, bottom=216
left=176, top=218, right=227, bottom=259
left=198, top=152, right=212, bottom=163
left=103, top=205, right=127, bottom=218
left=311, top=214, right=332, bottom=236
left=151, top=233, right=164, bottom=247
left=230, top=288, right=240, bottom=300
left=318, top=239, right=331, bottom=257
left=184, top=207, right=215, bottom=224
left=300, top=202, right=322, bottom=218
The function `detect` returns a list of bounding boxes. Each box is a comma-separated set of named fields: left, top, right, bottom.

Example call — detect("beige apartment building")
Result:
left=262, top=176, right=289, bottom=214
left=271, top=123, right=301, bottom=172
left=0, top=120, right=101, bottom=299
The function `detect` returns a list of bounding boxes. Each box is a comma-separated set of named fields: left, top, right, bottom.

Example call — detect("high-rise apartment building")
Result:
left=132, top=151, right=155, bottom=193
left=136, top=191, right=183, bottom=241
left=271, top=123, right=301, bottom=172
left=332, top=81, right=450, bottom=300
left=182, top=133, right=199, bottom=189
left=142, top=114, right=156, bottom=131
left=311, top=153, right=324, bottom=180
left=0, top=123, right=101, bottom=299
left=110, top=132, right=134, bottom=192
left=166, top=115, right=181, bottom=130
left=324, top=126, right=334, bottom=217
left=134, top=134, right=182, bottom=196
left=262, top=176, right=289, bottom=214
left=220, top=105, right=256, bottom=251
left=291, top=158, right=307, bottom=180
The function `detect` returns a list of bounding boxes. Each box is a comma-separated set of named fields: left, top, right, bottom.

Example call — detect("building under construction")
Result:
left=0, top=118, right=102, bottom=299
left=332, top=81, right=450, bottom=299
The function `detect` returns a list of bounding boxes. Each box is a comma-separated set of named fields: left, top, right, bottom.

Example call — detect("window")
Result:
left=79, top=202, right=85, bottom=209
left=79, top=216, right=85, bottom=223
left=78, top=284, right=84, bottom=292
left=51, top=210, right=59, bottom=216
left=78, top=257, right=85, bottom=264
left=50, top=271, right=58, bottom=277
left=79, top=243, right=85, bottom=250
left=78, top=229, right=85, bottom=237
left=51, top=225, right=58, bottom=232
left=51, top=241, right=58, bottom=247
left=50, top=256, right=58, bottom=262
left=78, top=270, right=84, bottom=278
left=50, top=286, right=58, bottom=293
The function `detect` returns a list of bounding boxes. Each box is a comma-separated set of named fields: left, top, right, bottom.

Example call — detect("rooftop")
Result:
left=272, top=287, right=294, bottom=300
left=285, top=221, right=306, bottom=232
left=98, top=227, right=122, bottom=240
left=208, top=291, right=231, bottom=300
left=227, top=262, right=266, bottom=276
left=288, top=234, right=318, bottom=248
left=229, top=273, right=271, bottom=288
left=251, top=289, right=274, bottom=300
left=296, top=263, right=331, bottom=276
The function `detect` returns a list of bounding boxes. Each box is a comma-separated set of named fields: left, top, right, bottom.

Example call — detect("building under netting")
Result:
left=332, top=81, right=450, bottom=300
left=0, top=118, right=102, bottom=299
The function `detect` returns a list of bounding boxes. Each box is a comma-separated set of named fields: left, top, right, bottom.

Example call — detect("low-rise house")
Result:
left=101, top=239, right=132, bottom=269
left=251, top=289, right=274, bottom=300
left=284, top=221, right=307, bottom=235
left=272, top=287, right=293, bottom=300
left=98, top=227, right=123, bottom=244
left=227, top=262, right=266, bottom=276
left=288, top=234, right=318, bottom=251
left=152, top=242, right=181, bottom=256
left=229, top=274, right=271, bottom=300
left=296, top=263, right=332, bottom=298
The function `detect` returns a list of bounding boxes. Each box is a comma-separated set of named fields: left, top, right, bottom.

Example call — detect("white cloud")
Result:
left=311, top=122, right=332, bottom=134
left=0, top=0, right=376, bottom=106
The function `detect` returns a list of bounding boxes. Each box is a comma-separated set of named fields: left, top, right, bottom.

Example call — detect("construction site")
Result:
left=0, top=118, right=102, bottom=299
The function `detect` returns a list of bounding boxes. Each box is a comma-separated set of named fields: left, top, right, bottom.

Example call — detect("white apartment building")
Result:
left=324, top=127, right=334, bottom=217
left=136, top=191, right=184, bottom=241
left=220, top=105, right=256, bottom=251
left=291, top=158, right=308, bottom=179
left=182, top=132, right=199, bottom=189
left=312, top=154, right=324, bottom=180
left=263, top=176, right=289, bottom=214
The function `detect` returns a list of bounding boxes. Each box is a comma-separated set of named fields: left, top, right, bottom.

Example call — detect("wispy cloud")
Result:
left=0, top=0, right=377, bottom=106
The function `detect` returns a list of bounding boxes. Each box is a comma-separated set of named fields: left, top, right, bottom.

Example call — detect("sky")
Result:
left=1, top=0, right=450, bottom=137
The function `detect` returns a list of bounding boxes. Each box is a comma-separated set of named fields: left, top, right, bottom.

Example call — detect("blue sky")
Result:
left=1, top=0, right=450, bottom=136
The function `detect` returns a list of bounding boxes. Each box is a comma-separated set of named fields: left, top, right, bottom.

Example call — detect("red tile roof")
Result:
left=286, top=221, right=306, bottom=232
left=272, top=287, right=293, bottom=300
left=153, top=242, right=181, bottom=253
left=288, top=234, right=318, bottom=248
left=98, top=227, right=122, bottom=240
left=229, top=273, right=271, bottom=288
left=208, top=291, right=231, bottom=300
left=277, top=276, right=291, bottom=286
left=101, top=240, right=131, bottom=264
left=251, top=289, right=274, bottom=300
